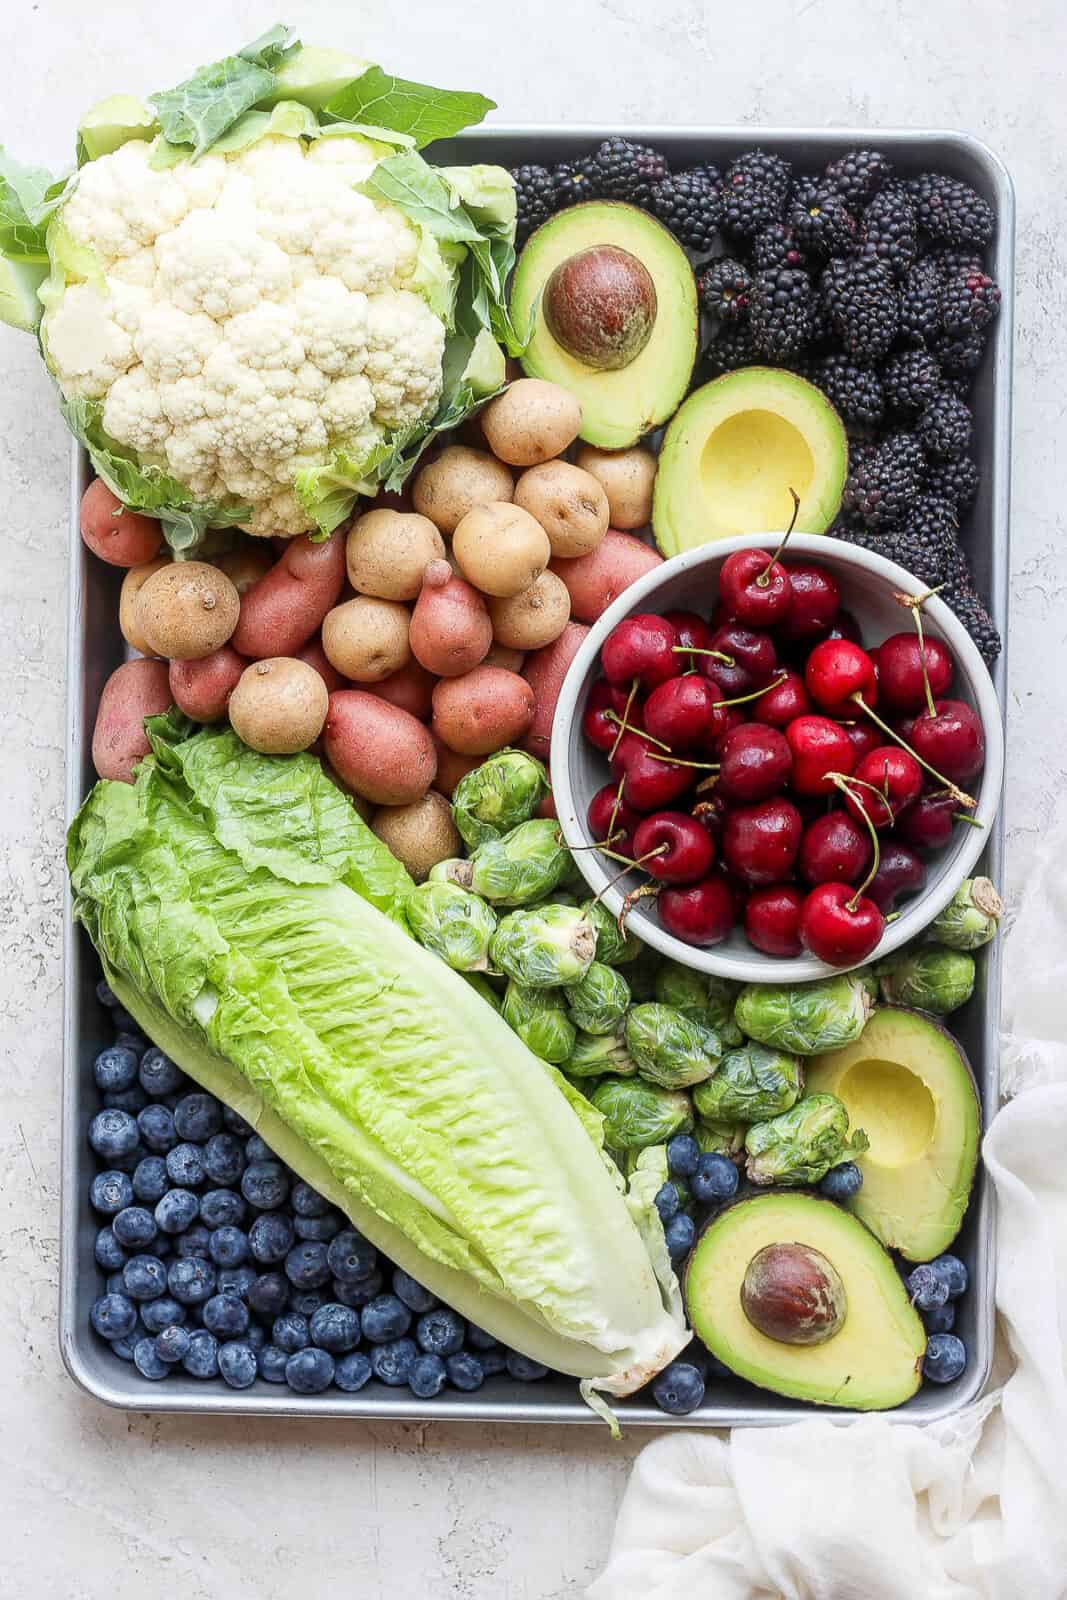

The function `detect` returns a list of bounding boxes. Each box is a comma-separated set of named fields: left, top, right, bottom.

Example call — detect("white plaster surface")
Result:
left=0, top=1, right=1061, bottom=1593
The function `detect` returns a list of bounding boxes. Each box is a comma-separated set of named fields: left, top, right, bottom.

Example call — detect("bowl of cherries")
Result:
left=550, top=531, right=1003, bottom=981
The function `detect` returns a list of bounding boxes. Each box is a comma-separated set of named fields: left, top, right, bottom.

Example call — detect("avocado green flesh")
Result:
left=652, top=368, right=848, bottom=555
left=686, top=1192, right=925, bottom=1410
left=510, top=202, right=698, bottom=450
left=806, top=1007, right=980, bottom=1263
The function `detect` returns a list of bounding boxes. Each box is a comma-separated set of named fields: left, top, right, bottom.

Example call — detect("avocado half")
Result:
left=806, top=1007, right=981, bottom=1263
left=510, top=202, right=698, bottom=449
left=686, top=1192, right=925, bottom=1410
left=653, top=368, right=848, bottom=555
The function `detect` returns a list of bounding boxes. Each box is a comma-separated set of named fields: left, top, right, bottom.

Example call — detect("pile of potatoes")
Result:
left=85, top=378, right=665, bottom=881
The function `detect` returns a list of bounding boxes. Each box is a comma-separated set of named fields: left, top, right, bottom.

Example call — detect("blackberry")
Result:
left=587, top=137, right=670, bottom=205
left=940, top=563, right=1001, bottom=663
left=925, top=453, right=980, bottom=510
left=843, top=430, right=925, bottom=528
left=512, top=164, right=560, bottom=243
left=552, top=157, right=601, bottom=206
left=807, top=354, right=884, bottom=428
left=933, top=329, right=986, bottom=375
left=749, top=266, right=815, bottom=359
left=942, top=268, right=1001, bottom=336
left=859, top=181, right=918, bottom=278
left=722, top=152, right=790, bottom=239
left=726, top=150, right=792, bottom=202
left=753, top=222, right=807, bottom=271
left=698, top=257, right=752, bottom=323
left=909, top=173, right=995, bottom=245
left=917, top=389, right=972, bottom=459
left=927, top=245, right=986, bottom=281
left=823, top=148, right=891, bottom=207
left=650, top=173, right=722, bottom=252
left=821, top=257, right=899, bottom=361
left=703, top=321, right=759, bottom=375
left=787, top=180, right=858, bottom=258
left=846, top=498, right=961, bottom=588
left=898, top=259, right=943, bottom=346
left=687, top=161, right=722, bottom=187
left=881, top=349, right=942, bottom=414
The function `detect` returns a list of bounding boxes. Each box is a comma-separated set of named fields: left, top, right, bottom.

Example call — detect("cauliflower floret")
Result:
left=364, top=290, right=445, bottom=429
left=156, top=210, right=293, bottom=319
left=320, top=374, right=376, bottom=437
left=241, top=486, right=309, bottom=538
left=164, top=418, right=227, bottom=496
left=158, top=374, right=225, bottom=427
left=135, top=304, right=220, bottom=383
left=310, top=190, right=406, bottom=294
left=44, top=282, right=140, bottom=399
left=102, top=366, right=170, bottom=455
left=292, top=277, right=369, bottom=377
left=306, top=135, right=383, bottom=181
left=109, top=247, right=158, bottom=289
left=216, top=452, right=276, bottom=505
left=63, top=141, right=196, bottom=264
left=374, top=204, right=420, bottom=286
left=224, top=303, right=305, bottom=373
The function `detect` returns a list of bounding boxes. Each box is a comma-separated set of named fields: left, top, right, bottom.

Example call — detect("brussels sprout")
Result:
left=582, top=899, right=644, bottom=966
left=565, top=1030, right=639, bottom=1079
left=930, top=878, right=1003, bottom=951
left=404, top=881, right=498, bottom=972
left=705, top=976, right=744, bottom=1047
left=490, top=903, right=597, bottom=988
left=877, top=945, right=976, bottom=1015
left=625, top=1004, right=721, bottom=1089
left=462, top=972, right=503, bottom=1012
left=853, top=965, right=880, bottom=1003
left=734, top=974, right=872, bottom=1056
left=745, top=1093, right=869, bottom=1187
left=428, top=857, right=471, bottom=886
left=501, top=982, right=576, bottom=1064
left=452, top=749, right=549, bottom=850
left=565, top=963, right=632, bottom=1035
left=654, top=960, right=708, bottom=1021
left=591, top=1078, right=694, bottom=1153
left=692, top=1043, right=804, bottom=1124
left=469, top=818, right=570, bottom=906
left=696, top=1120, right=746, bottom=1159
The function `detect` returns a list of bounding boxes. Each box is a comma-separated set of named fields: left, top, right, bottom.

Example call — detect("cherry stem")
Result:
left=953, top=811, right=984, bottom=829
left=755, top=488, right=801, bottom=587
left=674, top=647, right=734, bottom=664
left=604, top=710, right=671, bottom=752
left=592, top=844, right=669, bottom=911
left=564, top=837, right=636, bottom=867
left=695, top=773, right=721, bottom=794
left=618, top=882, right=660, bottom=935
left=717, top=671, right=789, bottom=709
left=851, top=692, right=976, bottom=809
left=607, top=774, right=626, bottom=843
left=828, top=772, right=882, bottom=909
left=648, top=752, right=720, bottom=770
left=608, top=681, right=639, bottom=761
left=894, top=587, right=939, bottom=719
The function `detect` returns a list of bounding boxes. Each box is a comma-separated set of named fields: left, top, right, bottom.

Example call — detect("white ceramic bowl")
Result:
left=550, top=533, right=1004, bottom=984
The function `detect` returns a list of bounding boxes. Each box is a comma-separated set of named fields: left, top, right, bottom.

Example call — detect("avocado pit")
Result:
left=741, top=1241, right=847, bottom=1346
left=543, top=245, right=657, bottom=371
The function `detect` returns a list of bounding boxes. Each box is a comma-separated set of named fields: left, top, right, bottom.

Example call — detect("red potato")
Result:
left=550, top=532, right=663, bottom=624
left=521, top=621, right=591, bottom=761
left=168, top=645, right=246, bottom=722
left=231, top=529, right=346, bottom=659
left=431, top=667, right=536, bottom=757
left=80, top=480, right=162, bottom=568
left=431, top=737, right=483, bottom=798
left=369, top=658, right=436, bottom=720
left=296, top=637, right=347, bottom=694
left=92, top=658, right=172, bottom=782
left=323, top=690, right=438, bottom=806
left=409, top=571, right=493, bottom=678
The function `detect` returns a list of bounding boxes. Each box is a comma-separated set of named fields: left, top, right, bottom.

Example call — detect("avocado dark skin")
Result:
left=543, top=246, right=658, bottom=371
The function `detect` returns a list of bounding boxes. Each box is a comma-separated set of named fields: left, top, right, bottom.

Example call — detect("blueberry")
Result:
left=293, top=1213, right=343, bottom=1242
left=203, top=1133, right=245, bottom=1187
left=155, top=1325, right=192, bottom=1364
left=409, top=1352, right=447, bottom=1398
left=286, top=1347, right=336, bottom=1393
left=216, top=1264, right=257, bottom=1302
left=218, top=1341, right=258, bottom=1389
left=654, top=1182, right=682, bottom=1224
left=182, top=1328, right=220, bottom=1378
left=667, top=1133, right=701, bottom=1178
left=137, top=1104, right=177, bottom=1155
left=133, top=1336, right=170, bottom=1380
left=327, top=1230, right=378, bottom=1285
left=248, top=1272, right=290, bottom=1319
left=335, top=1351, right=374, bottom=1392
left=480, top=1347, right=507, bottom=1377
left=415, top=1307, right=464, bottom=1357
left=110, top=1142, right=148, bottom=1174
left=102, top=1086, right=150, bottom=1115
left=167, top=1256, right=217, bottom=1306
left=690, top=1153, right=740, bottom=1207
left=112, top=1206, right=158, bottom=1250
left=209, top=1226, right=250, bottom=1269
left=258, top=1345, right=289, bottom=1384
left=819, top=1161, right=864, bottom=1200
left=155, top=1188, right=200, bottom=1235
left=361, top=1294, right=412, bottom=1345
left=664, top=1212, right=696, bottom=1263
left=284, top=1240, right=331, bottom=1290
left=288, top=1289, right=327, bottom=1318
left=89, top=1108, right=140, bottom=1162
left=138, top=1048, right=185, bottom=1098
left=465, top=1324, right=498, bottom=1351
left=679, top=1339, right=709, bottom=1379
left=173, top=1093, right=222, bottom=1142
left=93, top=1045, right=139, bottom=1093
left=90, top=1293, right=138, bottom=1341
left=131, top=1156, right=170, bottom=1204
left=96, top=979, right=118, bottom=1008
left=310, top=1302, right=361, bottom=1354
left=906, top=1264, right=950, bottom=1312
left=924, top=1302, right=957, bottom=1334
left=106, top=1272, right=126, bottom=1296
left=111, top=1329, right=141, bottom=1363
left=166, top=1143, right=206, bottom=1188
left=392, top=1269, right=438, bottom=1314
left=445, top=1351, right=484, bottom=1392
left=931, top=1254, right=968, bottom=1299
left=507, top=1350, right=549, bottom=1381
left=90, top=1170, right=134, bottom=1216
left=652, top=1360, right=705, bottom=1415
left=708, top=1355, right=734, bottom=1381
left=199, top=1189, right=246, bottom=1229
left=222, top=1106, right=253, bottom=1136
left=94, top=1227, right=128, bottom=1272
left=273, top=1312, right=311, bottom=1355
left=249, top=1211, right=295, bottom=1264
left=203, top=1293, right=250, bottom=1340
left=372, top=1338, right=418, bottom=1387
left=140, top=1296, right=187, bottom=1335
left=244, top=1134, right=273, bottom=1164
left=331, top=1272, right=384, bottom=1308
left=174, top=1223, right=212, bottom=1259
left=291, top=1181, right=330, bottom=1218
left=241, top=1160, right=289, bottom=1211
left=923, top=1332, right=967, bottom=1384
left=111, top=1007, right=139, bottom=1034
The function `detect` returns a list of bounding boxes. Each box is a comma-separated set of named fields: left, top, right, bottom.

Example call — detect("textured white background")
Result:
left=0, top=1, right=1061, bottom=1594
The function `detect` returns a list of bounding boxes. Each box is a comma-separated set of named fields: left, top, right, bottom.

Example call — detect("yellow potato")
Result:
left=489, top=571, right=571, bottom=651
left=575, top=445, right=657, bottom=530
left=481, top=379, right=581, bottom=466
left=346, top=509, right=445, bottom=601
left=412, top=446, right=514, bottom=534
left=321, top=596, right=411, bottom=683
left=452, top=501, right=551, bottom=598
left=229, top=658, right=328, bottom=754
left=370, top=792, right=462, bottom=881
left=119, top=557, right=170, bottom=657
left=514, top=461, right=610, bottom=558
left=136, top=561, right=240, bottom=661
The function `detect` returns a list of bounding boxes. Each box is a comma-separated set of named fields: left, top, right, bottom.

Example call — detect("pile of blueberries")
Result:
left=87, top=982, right=550, bottom=1398
left=905, top=1255, right=970, bottom=1384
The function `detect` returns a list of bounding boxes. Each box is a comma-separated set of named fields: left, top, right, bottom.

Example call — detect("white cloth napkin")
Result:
left=590, top=811, right=1067, bottom=1600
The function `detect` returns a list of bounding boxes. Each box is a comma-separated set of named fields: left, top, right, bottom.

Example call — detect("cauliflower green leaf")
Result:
left=324, top=66, right=495, bottom=148
left=149, top=27, right=302, bottom=158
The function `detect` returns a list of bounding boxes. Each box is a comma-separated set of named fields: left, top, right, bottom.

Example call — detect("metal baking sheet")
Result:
left=60, top=125, right=1013, bottom=1426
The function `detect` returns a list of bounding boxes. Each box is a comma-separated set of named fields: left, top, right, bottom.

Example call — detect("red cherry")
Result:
left=744, top=884, right=805, bottom=957
left=786, top=715, right=856, bottom=796
left=867, top=841, right=927, bottom=912
left=601, top=613, right=679, bottom=691
left=587, top=784, right=640, bottom=856
left=896, top=790, right=958, bottom=851
left=582, top=680, right=621, bottom=753
left=805, top=638, right=879, bottom=714
left=779, top=563, right=840, bottom=641
left=910, top=699, right=986, bottom=786
left=717, top=724, right=793, bottom=804
left=875, top=632, right=954, bottom=713
left=659, top=875, right=736, bottom=946
left=825, top=610, right=864, bottom=646
left=703, top=624, right=778, bottom=696
left=752, top=670, right=813, bottom=728
left=633, top=812, right=716, bottom=884
left=845, top=746, right=923, bottom=829
left=718, top=548, right=793, bottom=627
left=620, top=746, right=696, bottom=811
left=609, top=729, right=649, bottom=775
left=799, top=882, right=885, bottom=966
left=841, top=720, right=883, bottom=763
left=798, top=810, right=872, bottom=886
left=537, top=792, right=558, bottom=820
left=722, top=797, right=803, bottom=886
left=713, top=859, right=750, bottom=917
left=662, top=608, right=714, bottom=669
left=644, top=675, right=719, bottom=752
